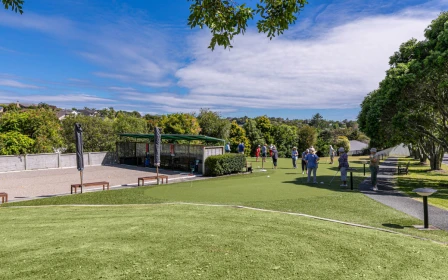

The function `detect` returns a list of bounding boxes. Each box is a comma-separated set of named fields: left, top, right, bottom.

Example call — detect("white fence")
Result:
left=0, top=152, right=117, bottom=173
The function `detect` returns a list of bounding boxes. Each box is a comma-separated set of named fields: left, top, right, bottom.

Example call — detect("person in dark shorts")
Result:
left=301, top=149, right=309, bottom=174
left=272, top=145, right=279, bottom=169
left=261, top=144, right=267, bottom=162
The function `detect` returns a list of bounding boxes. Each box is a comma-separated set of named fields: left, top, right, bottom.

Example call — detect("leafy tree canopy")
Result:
left=2, top=0, right=23, bottom=14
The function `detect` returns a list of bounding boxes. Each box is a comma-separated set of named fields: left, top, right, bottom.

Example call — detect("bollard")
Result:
left=363, top=163, right=366, bottom=176
left=350, top=172, right=353, bottom=190
left=423, top=196, right=429, bottom=228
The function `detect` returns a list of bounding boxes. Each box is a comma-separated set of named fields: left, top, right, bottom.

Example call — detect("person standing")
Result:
left=369, top=148, right=380, bottom=191
left=338, top=147, right=349, bottom=187
left=272, top=145, right=279, bottom=169
left=255, top=145, right=261, bottom=162
left=261, top=144, right=267, bottom=162
left=305, top=148, right=319, bottom=183
left=225, top=142, right=231, bottom=153
left=269, top=144, right=274, bottom=157
left=329, top=145, right=335, bottom=164
left=301, top=149, right=309, bottom=174
left=291, top=147, right=299, bottom=169
left=238, top=142, right=245, bottom=154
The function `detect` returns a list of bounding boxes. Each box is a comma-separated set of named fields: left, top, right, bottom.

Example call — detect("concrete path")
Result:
left=443, top=154, right=448, bottom=165
left=359, top=157, right=448, bottom=231
left=0, top=165, right=202, bottom=203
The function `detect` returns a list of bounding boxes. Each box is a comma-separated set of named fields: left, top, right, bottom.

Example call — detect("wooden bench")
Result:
left=71, top=181, right=110, bottom=194
left=138, top=175, right=168, bottom=186
left=398, top=161, right=410, bottom=175
left=0, top=192, right=8, bottom=204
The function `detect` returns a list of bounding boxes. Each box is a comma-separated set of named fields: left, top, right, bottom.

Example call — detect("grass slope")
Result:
left=396, top=158, right=448, bottom=210
left=5, top=157, right=448, bottom=243
left=1, top=205, right=447, bottom=280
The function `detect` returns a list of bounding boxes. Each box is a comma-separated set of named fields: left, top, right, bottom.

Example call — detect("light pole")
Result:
left=413, top=188, right=437, bottom=229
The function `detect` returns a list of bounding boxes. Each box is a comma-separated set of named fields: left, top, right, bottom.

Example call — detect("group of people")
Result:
left=225, top=142, right=380, bottom=190
left=299, top=146, right=380, bottom=190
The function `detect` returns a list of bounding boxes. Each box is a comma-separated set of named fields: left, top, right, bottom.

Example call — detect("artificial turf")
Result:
left=1, top=205, right=448, bottom=280
left=5, top=157, right=448, bottom=244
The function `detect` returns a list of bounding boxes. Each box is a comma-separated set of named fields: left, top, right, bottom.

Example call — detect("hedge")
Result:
left=205, top=153, right=246, bottom=176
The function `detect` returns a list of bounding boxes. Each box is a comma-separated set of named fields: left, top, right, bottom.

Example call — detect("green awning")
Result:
left=119, top=133, right=225, bottom=143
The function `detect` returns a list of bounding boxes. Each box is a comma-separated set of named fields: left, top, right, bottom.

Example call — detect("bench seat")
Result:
left=71, top=181, right=110, bottom=194
left=138, top=175, right=169, bottom=186
left=0, top=192, right=8, bottom=203
left=398, top=161, right=410, bottom=175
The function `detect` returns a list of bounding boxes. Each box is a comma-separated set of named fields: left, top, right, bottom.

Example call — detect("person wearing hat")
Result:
left=369, top=148, right=380, bottom=191
left=271, top=145, right=279, bottom=169
left=305, top=147, right=319, bottom=183
left=291, top=147, right=299, bottom=169
left=255, top=145, right=261, bottom=162
left=329, top=145, right=335, bottom=164
left=338, top=147, right=349, bottom=187
left=301, top=149, right=309, bottom=174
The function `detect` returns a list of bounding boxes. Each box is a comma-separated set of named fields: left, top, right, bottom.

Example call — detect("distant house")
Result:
left=77, top=109, right=98, bottom=117
left=347, top=140, right=369, bottom=156
left=0, top=106, right=3, bottom=113
left=56, top=109, right=78, bottom=121
left=16, top=102, right=37, bottom=109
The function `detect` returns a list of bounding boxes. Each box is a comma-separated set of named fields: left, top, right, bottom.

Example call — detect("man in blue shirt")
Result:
left=238, top=142, right=245, bottom=154
left=305, top=148, right=320, bottom=183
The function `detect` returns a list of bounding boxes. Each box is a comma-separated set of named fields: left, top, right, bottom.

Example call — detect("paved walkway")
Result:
left=0, top=165, right=202, bottom=203
left=443, top=154, right=448, bottom=165
left=359, top=157, right=448, bottom=231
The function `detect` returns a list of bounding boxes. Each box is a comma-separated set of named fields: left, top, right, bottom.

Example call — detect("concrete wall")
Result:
left=202, top=146, right=224, bottom=175
left=0, top=155, right=26, bottom=172
left=0, top=152, right=117, bottom=173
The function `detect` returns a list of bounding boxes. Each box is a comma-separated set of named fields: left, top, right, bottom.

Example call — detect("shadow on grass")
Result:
left=281, top=174, right=367, bottom=193
left=396, top=158, right=448, bottom=202
left=382, top=223, right=415, bottom=229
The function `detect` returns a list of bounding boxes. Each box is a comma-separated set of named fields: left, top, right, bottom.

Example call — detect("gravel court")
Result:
left=0, top=165, right=197, bottom=202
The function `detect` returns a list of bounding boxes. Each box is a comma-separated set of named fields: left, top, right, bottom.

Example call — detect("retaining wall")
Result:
left=0, top=152, right=117, bottom=173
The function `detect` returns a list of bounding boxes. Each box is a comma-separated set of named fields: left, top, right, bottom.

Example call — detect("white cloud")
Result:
left=0, top=92, right=112, bottom=103
left=175, top=11, right=436, bottom=110
left=0, top=12, right=75, bottom=36
left=0, top=79, right=42, bottom=89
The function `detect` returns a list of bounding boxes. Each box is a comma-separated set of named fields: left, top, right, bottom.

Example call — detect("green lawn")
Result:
left=396, top=157, right=448, bottom=210
left=2, top=156, right=448, bottom=279
left=1, top=205, right=448, bottom=280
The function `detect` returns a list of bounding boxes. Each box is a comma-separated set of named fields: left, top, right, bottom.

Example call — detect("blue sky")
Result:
left=0, top=0, right=447, bottom=120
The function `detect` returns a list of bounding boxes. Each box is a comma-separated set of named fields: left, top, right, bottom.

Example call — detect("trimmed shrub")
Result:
left=205, top=153, right=246, bottom=176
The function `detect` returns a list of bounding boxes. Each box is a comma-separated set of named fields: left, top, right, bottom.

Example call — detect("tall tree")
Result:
left=113, top=113, right=148, bottom=135
left=229, top=120, right=250, bottom=155
left=61, top=115, right=116, bottom=153
left=0, top=108, right=63, bottom=154
left=243, top=118, right=265, bottom=155
left=158, top=113, right=201, bottom=135
left=297, top=125, right=317, bottom=153
left=197, top=109, right=231, bottom=139
left=271, top=124, right=297, bottom=157
left=255, top=115, right=274, bottom=145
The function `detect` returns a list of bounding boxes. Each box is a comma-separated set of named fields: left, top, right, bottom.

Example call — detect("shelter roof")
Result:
left=119, top=133, right=225, bottom=143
